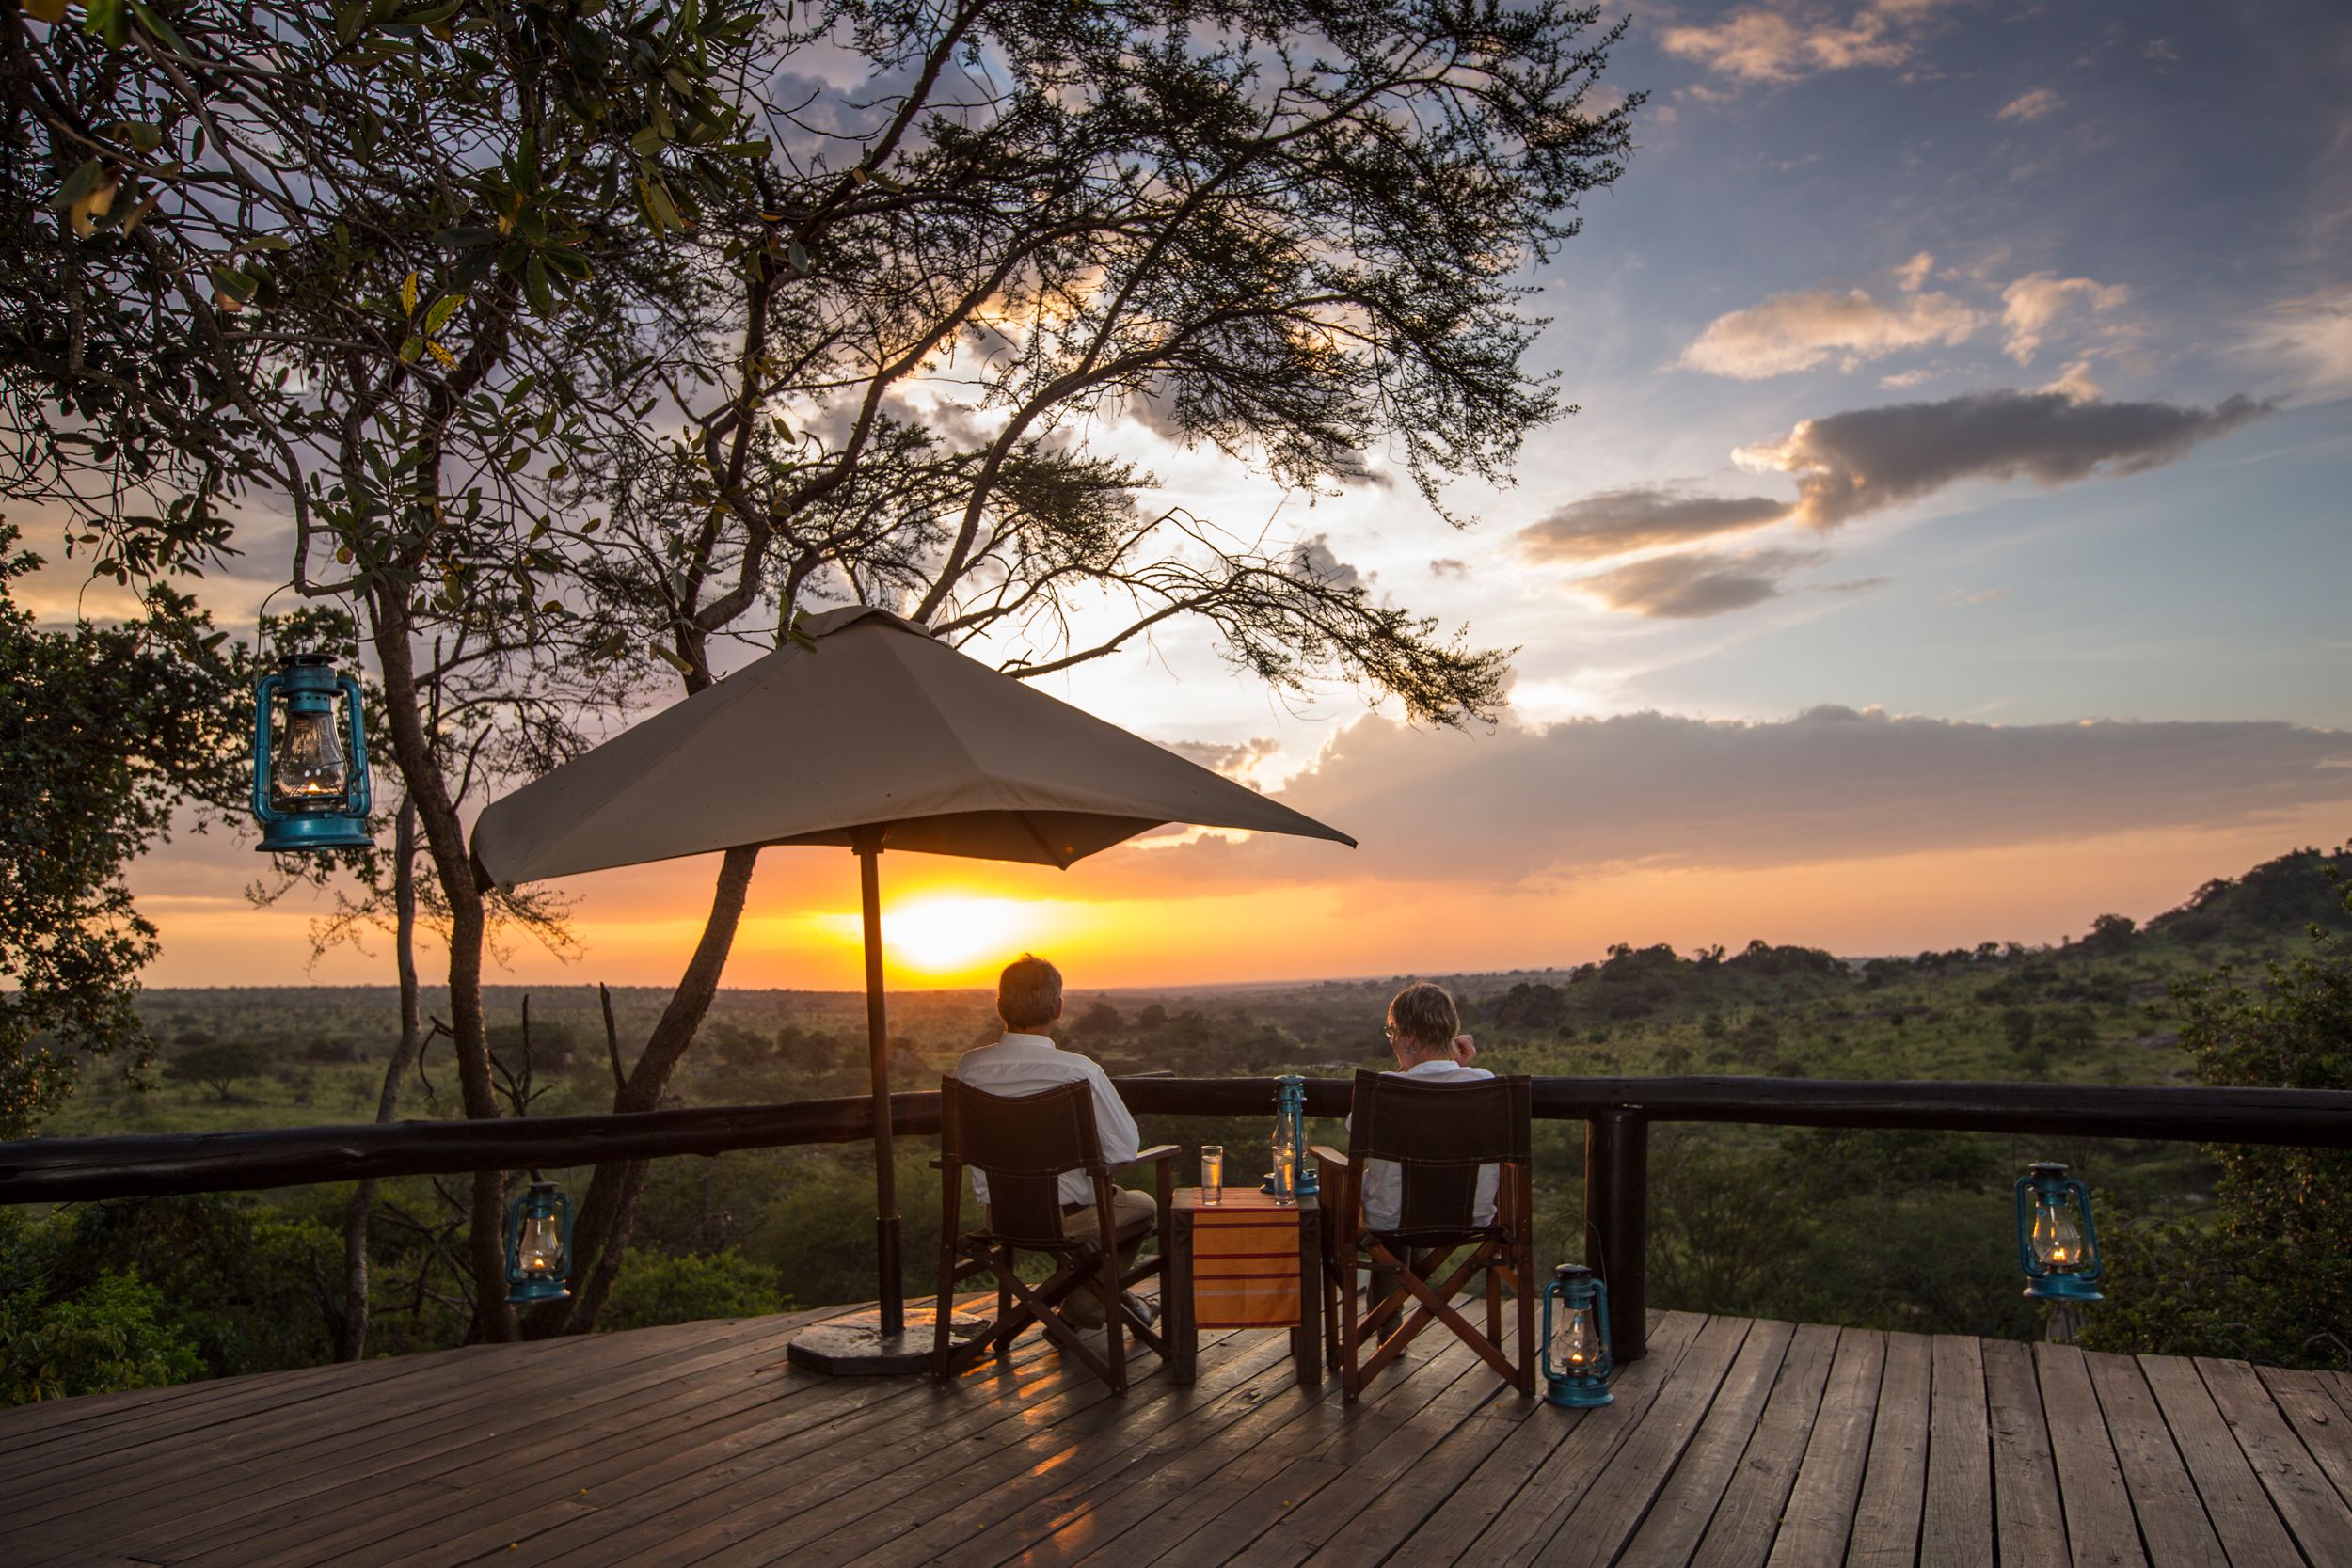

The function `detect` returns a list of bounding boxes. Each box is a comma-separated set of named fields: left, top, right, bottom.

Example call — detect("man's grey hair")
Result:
left=1387, top=981, right=1459, bottom=1051
left=997, top=953, right=1065, bottom=1031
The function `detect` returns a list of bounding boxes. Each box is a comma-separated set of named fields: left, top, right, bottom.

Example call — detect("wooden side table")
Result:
left=1165, top=1186, right=1321, bottom=1389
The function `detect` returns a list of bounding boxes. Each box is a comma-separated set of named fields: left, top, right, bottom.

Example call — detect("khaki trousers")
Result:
left=1054, top=1186, right=1156, bottom=1328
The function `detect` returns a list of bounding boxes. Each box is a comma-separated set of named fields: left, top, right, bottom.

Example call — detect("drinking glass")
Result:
left=1200, top=1145, right=1224, bottom=1205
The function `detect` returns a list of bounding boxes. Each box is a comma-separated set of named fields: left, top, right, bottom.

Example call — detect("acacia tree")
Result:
left=6, top=0, right=1638, bottom=1334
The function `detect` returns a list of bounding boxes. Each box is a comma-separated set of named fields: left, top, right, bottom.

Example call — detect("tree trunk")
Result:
left=366, top=587, right=514, bottom=1340
left=338, top=797, right=425, bottom=1361
left=538, top=844, right=759, bottom=1336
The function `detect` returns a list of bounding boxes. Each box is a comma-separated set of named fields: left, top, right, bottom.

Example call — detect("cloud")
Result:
left=2240, top=284, right=2352, bottom=401
left=1163, top=736, right=1280, bottom=784
left=1661, top=2, right=1941, bottom=83
left=1127, top=707, right=2352, bottom=890
left=1997, top=88, right=2065, bottom=122
left=1575, top=548, right=1826, bottom=619
left=1679, top=286, right=1980, bottom=378
left=2000, top=273, right=2131, bottom=364
left=1517, top=487, right=1791, bottom=562
left=1734, top=388, right=2270, bottom=527
left=1290, top=534, right=1363, bottom=590
left=1894, top=252, right=1936, bottom=293
left=1429, top=558, right=1470, bottom=579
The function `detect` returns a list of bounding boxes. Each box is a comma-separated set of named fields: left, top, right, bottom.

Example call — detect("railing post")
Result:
left=1584, top=1111, right=1648, bottom=1364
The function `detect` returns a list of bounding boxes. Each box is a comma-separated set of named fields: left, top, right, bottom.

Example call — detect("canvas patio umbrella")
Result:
left=471, top=605, right=1354, bottom=1369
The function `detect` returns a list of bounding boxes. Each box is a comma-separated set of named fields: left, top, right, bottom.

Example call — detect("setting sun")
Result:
left=813, top=895, right=1061, bottom=980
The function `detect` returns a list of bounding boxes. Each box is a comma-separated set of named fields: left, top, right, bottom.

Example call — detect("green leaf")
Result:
left=423, top=292, right=465, bottom=333
left=125, top=0, right=188, bottom=55
left=643, top=178, right=684, bottom=231
left=437, top=225, right=497, bottom=249
left=630, top=123, right=666, bottom=157
left=399, top=270, right=419, bottom=316
left=83, top=0, right=131, bottom=48
left=523, top=256, right=555, bottom=315
left=398, top=334, right=423, bottom=364
left=52, top=159, right=103, bottom=213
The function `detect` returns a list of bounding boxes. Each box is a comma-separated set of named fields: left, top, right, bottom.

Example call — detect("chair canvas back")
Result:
left=1343, top=1069, right=1533, bottom=1242
left=940, top=1077, right=1104, bottom=1246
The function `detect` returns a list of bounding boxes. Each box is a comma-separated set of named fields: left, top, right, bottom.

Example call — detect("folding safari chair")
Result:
left=931, top=1077, right=1176, bottom=1394
left=1314, top=1069, right=1537, bottom=1402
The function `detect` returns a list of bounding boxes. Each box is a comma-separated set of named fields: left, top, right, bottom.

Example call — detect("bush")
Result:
left=2085, top=865, right=2352, bottom=1369
left=600, top=1249, right=784, bottom=1332
left=1, top=1273, right=201, bottom=1404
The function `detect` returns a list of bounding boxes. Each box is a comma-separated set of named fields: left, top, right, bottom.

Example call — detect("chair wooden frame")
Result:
left=1314, top=1070, right=1536, bottom=1402
left=930, top=1076, right=1177, bottom=1394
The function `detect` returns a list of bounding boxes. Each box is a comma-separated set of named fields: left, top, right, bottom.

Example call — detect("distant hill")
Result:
left=2142, top=845, right=2350, bottom=946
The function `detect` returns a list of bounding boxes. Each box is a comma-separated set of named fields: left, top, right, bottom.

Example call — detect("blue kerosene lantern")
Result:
left=504, top=1180, right=574, bottom=1304
left=2015, top=1161, right=2104, bottom=1304
left=251, top=653, right=373, bottom=851
left=1542, top=1262, right=1613, bottom=1407
left=1262, top=1074, right=1317, bottom=1200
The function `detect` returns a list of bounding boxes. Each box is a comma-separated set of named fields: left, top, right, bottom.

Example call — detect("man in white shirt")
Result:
left=951, top=954, right=1151, bottom=1328
left=1359, top=981, right=1500, bottom=1232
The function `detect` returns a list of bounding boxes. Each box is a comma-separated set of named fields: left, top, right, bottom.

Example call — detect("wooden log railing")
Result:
left=4, top=1076, right=2348, bottom=1364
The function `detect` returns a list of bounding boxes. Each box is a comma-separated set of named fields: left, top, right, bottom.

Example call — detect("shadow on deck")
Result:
left=4, top=1302, right=2350, bottom=1567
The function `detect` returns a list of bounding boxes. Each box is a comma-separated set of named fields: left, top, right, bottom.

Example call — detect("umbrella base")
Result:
left=787, top=1307, right=987, bottom=1376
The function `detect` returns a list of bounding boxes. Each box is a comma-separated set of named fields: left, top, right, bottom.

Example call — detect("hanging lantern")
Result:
left=1542, top=1262, right=1614, bottom=1407
left=2014, top=1161, right=2104, bottom=1304
left=251, top=653, right=373, bottom=852
left=504, top=1180, right=573, bottom=1304
left=1262, top=1073, right=1315, bottom=1201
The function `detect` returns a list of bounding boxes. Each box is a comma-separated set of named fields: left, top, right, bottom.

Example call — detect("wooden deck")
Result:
left=5, top=1304, right=2350, bottom=1567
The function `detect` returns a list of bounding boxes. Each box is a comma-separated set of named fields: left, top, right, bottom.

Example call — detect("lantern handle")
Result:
left=2067, top=1175, right=2106, bottom=1285
left=251, top=671, right=286, bottom=827
left=337, top=673, right=373, bottom=818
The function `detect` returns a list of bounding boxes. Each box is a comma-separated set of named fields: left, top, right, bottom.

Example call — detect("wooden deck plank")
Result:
left=797, top=1332, right=1303, bottom=1568
left=2137, top=1355, right=2305, bottom=1568
left=1685, top=1322, right=1839, bottom=1568
left=2197, top=1357, right=2352, bottom=1566
left=482, top=1326, right=1102, bottom=1568
left=2036, top=1342, right=2151, bottom=1568
left=2256, top=1366, right=2352, bottom=1513
left=1921, top=1335, right=1994, bottom=1568
left=5, top=1309, right=2344, bottom=1568
left=919, top=1332, right=1305, bottom=1568
left=2083, top=1352, right=2229, bottom=1568
left=164, top=1317, right=867, bottom=1568
left=1845, top=1330, right=1932, bottom=1568
left=1982, top=1339, right=2069, bottom=1568
left=9, top=1308, right=803, bottom=1550
left=1518, top=1313, right=1757, bottom=1568
left=1765, top=1329, right=1885, bottom=1568
left=1615, top=1318, right=1797, bottom=1568
left=1225, top=1310, right=1534, bottom=1568
left=1401, top=1311, right=1706, bottom=1568
left=428, top=1334, right=1200, bottom=1568
left=981, top=1339, right=1369, bottom=1568
left=90, top=1311, right=833, bottom=1568
left=1069, top=1338, right=1492, bottom=1568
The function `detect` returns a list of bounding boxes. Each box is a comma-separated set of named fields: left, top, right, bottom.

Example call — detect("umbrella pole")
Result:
left=856, top=832, right=903, bottom=1337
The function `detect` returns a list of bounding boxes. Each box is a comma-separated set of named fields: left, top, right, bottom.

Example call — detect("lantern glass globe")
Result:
left=1552, top=1307, right=1600, bottom=1370
left=516, top=1212, right=565, bottom=1275
left=273, top=706, right=349, bottom=802
left=2031, top=1199, right=2087, bottom=1271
